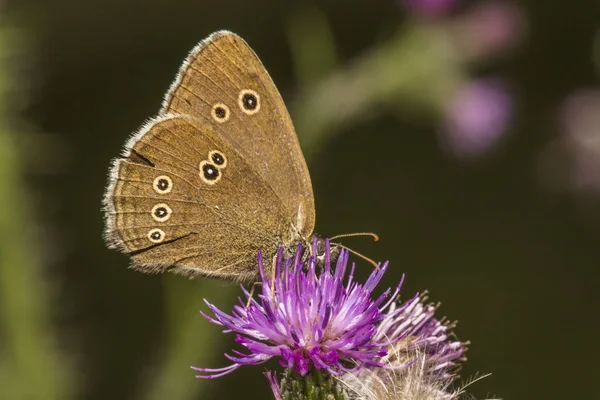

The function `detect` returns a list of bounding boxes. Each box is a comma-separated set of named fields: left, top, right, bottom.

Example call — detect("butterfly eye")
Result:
left=211, top=103, right=230, bottom=123
left=151, top=203, right=172, bottom=222
left=147, top=228, right=165, bottom=243
left=208, top=150, right=227, bottom=168
left=238, top=89, right=260, bottom=115
left=199, top=160, right=221, bottom=185
left=153, top=175, right=173, bottom=194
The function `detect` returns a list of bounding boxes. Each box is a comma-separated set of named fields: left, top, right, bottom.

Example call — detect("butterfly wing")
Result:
left=104, top=115, right=291, bottom=281
left=160, top=31, right=315, bottom=239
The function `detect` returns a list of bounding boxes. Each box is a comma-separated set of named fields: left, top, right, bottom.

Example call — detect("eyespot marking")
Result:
left=151, top=203, right=172, bottom=222
left=211, top=103, right=230, bottom=123
left=238, top=89, right=260, bottom=115
left=199, top=160, right=221, bottom=185
left=209, top=150, right=227, bottom=168
left=147, top=228, right=165, bottom=243
left=153, top=175, right=173, bottom=194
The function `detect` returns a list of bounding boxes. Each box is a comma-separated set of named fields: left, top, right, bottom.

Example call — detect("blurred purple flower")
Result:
left=401, top=0, right=459, bottom=17
left=192, top=240, right=415, bottom=378
left=440, top=78, right=513, bottom=158
left=456, top=1, right=527, bottom=59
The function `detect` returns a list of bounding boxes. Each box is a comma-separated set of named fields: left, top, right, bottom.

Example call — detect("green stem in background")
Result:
left=0, top=28, right=73, bottom=400
left=288, top=22, right=467, bottom=157
left=144, top=277, right=234, bottom=400
left=286, top=6, right=339, bottom=88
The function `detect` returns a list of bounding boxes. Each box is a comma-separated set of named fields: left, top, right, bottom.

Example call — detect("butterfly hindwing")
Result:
left=104, top=115, right=291, bottom=281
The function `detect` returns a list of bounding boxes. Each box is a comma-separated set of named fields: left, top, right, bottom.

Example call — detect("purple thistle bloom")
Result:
left=192, top=240, right=416, bottom=378
left=340, top=294, right=469, bottom=399
left=374, top=292, right=468, bottom=380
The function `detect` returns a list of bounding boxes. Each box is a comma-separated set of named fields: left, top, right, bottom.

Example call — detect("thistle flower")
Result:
left=192, top=240, right=414, bottom=379
left=339, top=293, right=469, bottom=400
left=340, top=349, right=466, bottom=400
left=193, top=240, right=472, bottom=399
left=374, top=292, right=467, bottom=379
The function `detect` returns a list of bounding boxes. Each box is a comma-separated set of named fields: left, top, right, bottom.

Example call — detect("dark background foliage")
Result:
left=1, top=0, right=598, bottom=399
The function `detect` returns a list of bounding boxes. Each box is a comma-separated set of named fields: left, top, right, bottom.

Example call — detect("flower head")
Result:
left=374, top=292, right=468, bottom=379
left=340, top=293, right=469, bottom=399
left=192, top=239, right=415, bottom=378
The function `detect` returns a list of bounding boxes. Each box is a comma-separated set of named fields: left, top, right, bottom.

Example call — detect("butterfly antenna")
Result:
left=330, top=232, right=379, bottom=242
left=337, top=245, right=379, bottom=268
left=329, top=232, right=380, bottom=268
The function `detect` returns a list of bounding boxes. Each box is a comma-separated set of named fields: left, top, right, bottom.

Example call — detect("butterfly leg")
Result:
left=245, top=255, right=278, bottom=307
left=245, top=281, right=263, bottom=307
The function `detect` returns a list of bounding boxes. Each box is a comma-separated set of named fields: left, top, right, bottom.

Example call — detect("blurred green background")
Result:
left=1, top=0, right=598, bottom=399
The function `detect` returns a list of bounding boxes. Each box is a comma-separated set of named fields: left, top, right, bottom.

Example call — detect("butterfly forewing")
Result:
left=160, top=31, right=315, bottom=238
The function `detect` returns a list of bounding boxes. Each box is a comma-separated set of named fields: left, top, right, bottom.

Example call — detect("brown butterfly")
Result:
left=103, top=31, right=316, bottom=282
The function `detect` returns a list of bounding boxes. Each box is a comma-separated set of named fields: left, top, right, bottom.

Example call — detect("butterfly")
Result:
left=103, top=31, right=317, bottom=282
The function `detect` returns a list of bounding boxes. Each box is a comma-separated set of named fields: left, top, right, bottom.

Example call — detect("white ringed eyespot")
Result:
left=153, top=175, right=173, bottom=194
left=238, top=89, right=260, bottom=115
left=151, top=203, right=172, bottom=222
left=147, top=228, right=165, bottom=243
left=211, top=103, right=231, bottom=123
